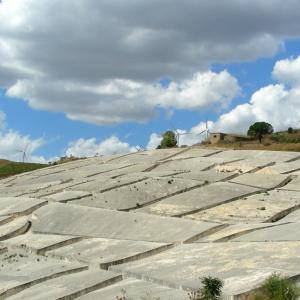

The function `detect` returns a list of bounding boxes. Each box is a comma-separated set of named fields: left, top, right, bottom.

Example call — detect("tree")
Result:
left=254, top=273, right=299, bottom=300
left=159, top=130, right=177, bottom=148
left=247, top=122, right=274, bottom=143
left=288, top=127, right=294, bottom=134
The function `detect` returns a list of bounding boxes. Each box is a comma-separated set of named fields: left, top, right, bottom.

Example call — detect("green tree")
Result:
left=159, top=131, right=177, bottom=148
left=254, top=273, right=299, bottom=300
left=201, top=276, right=223, bottom=300
left=247, top=122, right=274, bottom=137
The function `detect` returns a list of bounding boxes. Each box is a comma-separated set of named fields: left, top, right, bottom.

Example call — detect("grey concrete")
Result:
left=78, top=278, right=187, bottom=300
left=8, top=269, right=122, bottom=300
left=0, top=217, right=29, bottom=241
left=229, top=173, right=290, bottom=189
left=1, top=148, right=300, bottom=298
left=185, top=189, right=300, bottom=223
left=280, top=175, right=300, bottom=191
left=67, top=173, right=148, bottom=193
left=0, top=248, right=87, bottom=298
left=42, top=190, right=92, bottom=202
left=1, top=232, right=81, bottom=254
left=169, top=148, right=222, bottom=160
left=110, top=242, right=300, bottom=296
left=195, top=223, right=279, bottom=242
left=0, top=197, right=46, bottom=216
left=72, top=177, right=202, bottom=210
left=31, top=203, right=220, bottom=243
left=152, top=157, right=214, bottom=173
left=138, top=182, right=259, bottom=217
left=47, top=238, right=170, bottom=268
left=233, top=222, right=300, bottom=242
left=172, top=170, right=236, bottom=182
left=258, top=160, right=300, bottom=175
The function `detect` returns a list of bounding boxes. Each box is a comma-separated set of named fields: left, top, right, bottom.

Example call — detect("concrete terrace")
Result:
left=0, top=147, right=300, bottom=299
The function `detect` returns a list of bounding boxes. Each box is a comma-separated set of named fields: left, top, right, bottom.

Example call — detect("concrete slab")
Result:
left=215, top=158, right=275, bottom=173
left=0, top=217, right=29, bottom=241
left=0, top=197, right=46, bottom=216
left=258, top=160, right=300, bottom=175
left=110, top=242, right=300, bottom=296
left=0, top=181, right=63, bottom=197
left=229, top=173, right=290, bottom=189
left=31, top=203, right=220, bottom=243
left=0, top=248, right=87, bottom=298
left=42, top=190, right=92, bottom=202
left=47, top=238, right=171, bottom=269
left=8, top=269, right=122, bottom=300
left=110, top=148, right=185, bottom=164
left=72, top=177, right=202, bottom=210
left=212, top=150, right=299, bottom=162
left=169, top=148, right=222, bottom=160
left=172, top=170, right=237, bottom=182
left=152, top=157, right=214, bottom=173
left=185, top=189, right=300, bottom=224
left=67, top=173, right=148, bottom=193
left=78, top=278, right=187, bottom=300
left=195, top=223, right=279, bottom=242
left=233, top=222, right=300, bottom=242
left=0, top=216, right=14, bottom=226
left=1, top=232, right=81, bottom=254
left=280, top=175, right=300, bottom=191
left=277, top=209, right=300, bottom=223
left=138, top=182, right=259, bottom=217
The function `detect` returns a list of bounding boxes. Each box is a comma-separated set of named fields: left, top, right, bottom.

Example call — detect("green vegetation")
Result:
left=0, top=160, right=47, bottom=178
left=188, top=276, right=223, bottom=300
left=254, top=273, right=299, bottom=300
left=157, top=130, right=177, bottom=149
left=247, top=122, right=274, bottom=137
left=271, top=129, right=300, bottom=143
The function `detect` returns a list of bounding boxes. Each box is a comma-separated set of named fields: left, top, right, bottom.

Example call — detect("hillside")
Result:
left=0, top=159, right=47, bottom=179
left=0, top=147, right=299, bottom=299
left=203, top=128, right=300, bottom=152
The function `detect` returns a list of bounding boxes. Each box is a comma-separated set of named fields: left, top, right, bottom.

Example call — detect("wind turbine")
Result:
left=16, top=142, right=31, bottom=163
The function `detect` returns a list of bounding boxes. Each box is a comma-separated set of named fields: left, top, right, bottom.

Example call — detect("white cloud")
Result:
left=6, top=70, right=239, bottom=125
left=147, top=55, right=300, bottom=147
left=66, top=136, right=138, bottom=157
left=0, top=110, right=46, bottom=163
left=146, top=133, right=162, bottom=150
left=1, top=0, right=300, bottom=124
left=272, top=55, right=300, bottom=86
left=0, top=129, right=45, bottom=163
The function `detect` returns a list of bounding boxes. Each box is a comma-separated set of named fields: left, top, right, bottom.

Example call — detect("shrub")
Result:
left=254, top=273, right=299, bottom=300
left=288, top=127, right=294, bottom=134
left=159, top=130, right=177, bottom=148
left=188, top=276, right=223, bottom=300
left=247, top=122, right=274, bottom=137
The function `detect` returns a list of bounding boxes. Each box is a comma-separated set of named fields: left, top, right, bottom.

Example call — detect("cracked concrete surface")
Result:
left=0, top=147, right=300, bottom=299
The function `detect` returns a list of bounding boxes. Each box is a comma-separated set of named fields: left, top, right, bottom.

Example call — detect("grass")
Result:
left=253, top=273, right=299, bottom=300
left=200, top=128, right=300, bottom=152
left=0, top=160, right=47, bottom=179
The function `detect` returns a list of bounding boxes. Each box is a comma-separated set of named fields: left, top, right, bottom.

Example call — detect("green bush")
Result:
left=159, top=130, right=177, bottom=148
left=254, top=273, right=299, bottom=300
left=188, top=276, right=223, bottom=300
left=247, top=122, right=274, bottom=137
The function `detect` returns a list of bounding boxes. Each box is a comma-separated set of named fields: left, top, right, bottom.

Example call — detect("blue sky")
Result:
left=0, top=1, right=300, bottom=162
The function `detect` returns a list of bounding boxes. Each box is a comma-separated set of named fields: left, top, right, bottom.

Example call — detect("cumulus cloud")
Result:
left=1, top=0, right=300, bottom=124
left=66, top=136, right=138, bottom=157
left=0, top=110, right=45, bottom=163
left=272, top=55, right=300, bottom=86
left=147, top=55, right=300, bottom=147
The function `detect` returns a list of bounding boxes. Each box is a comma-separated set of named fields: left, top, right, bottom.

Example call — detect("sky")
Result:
left=0, top=0, right=300, bottom=163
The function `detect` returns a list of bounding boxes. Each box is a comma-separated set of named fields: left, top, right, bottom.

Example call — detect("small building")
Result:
left=209, top=132, right=225, bottom=144
left=209, top=132, right=250, bottom=144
